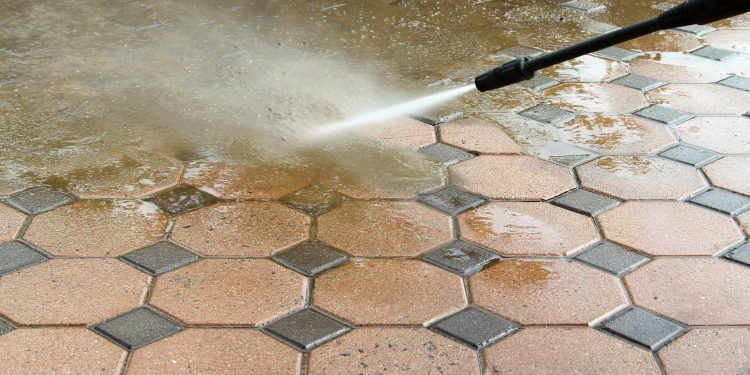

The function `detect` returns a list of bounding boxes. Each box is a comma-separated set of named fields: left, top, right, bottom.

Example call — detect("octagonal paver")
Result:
left=703, top=156, right=750, bottom=196
left=0, top=203, right=26, bottom=243
left=0, top=328, right=126, bottom=374
left=675, top=117, right=750, bottom=154
left=599, top=202, right=743, bottom=256
left=308, top=328, right=479, bottom=374
left=314, top=260, right=465, bottom=325
left=629, top=54, right=731, bottom=83
left=24, top=200, right=167, bottom=257
left=470, top=260, right=624, bottom=324
left=458, top=202, right=598, bottom=256
left=439, top=118, right=523, bottom=154
left=128, top=329, right=301, bottom=374
left=0, top=259, right=150, bottom=325
left=541, top=55, right=628, bottom=83
left=483, top=328, right=654, bottom=374
left=171, top=202, right=310, bottom=257
left=450, top=155, right=575, bottom=200
left=577, top=156, right=706, bottom=200
left=316, top=201, right=452, bottom=257
left=651, top=84, right=750, bottom=115
left=360, top=117, right=436, bottom=148
left=62, top=150, right=183, bottom=199
left=545, top=83, right=649, bottom=114
left=150, top=259, right=306, bottom=326
left=626, top=258, right=750, bottom=325
left=620, top=30, right=702, bottom=52
left=184, top=160, right=310, bottom=199
left=659, top=328, right=750, bottom=374
left=556, top=115, right=675, bottom=154
left=703, top=29, right=750, bottom=53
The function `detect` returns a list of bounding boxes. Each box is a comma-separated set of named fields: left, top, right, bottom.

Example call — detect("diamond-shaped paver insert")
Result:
left=93, top=307, right=182, bottom=350
left=264, top=309, right=350, bottom=351
left=724, top=242, right=750, bottom=267
left=7, top=186, right=74, bottom=215
left=422, top=240, right=500, bottom=276
left=493, top=45, right=544, bottom=59
left=675, top=24, right=715, bottom=36
left=691, top=46, right=737, bottom=61
left=652, top=2, right=674, bottom=11
left=575, top=242, right=650, bottom=276
left=635, top=105, right=693, bottom=126
left=718, top=76, right=750, bottom=92
left=550, top=189, right=620, bottom=216
left=659, top=144, right=718, bottom=167
left=147, top=184, right=217, bottom=214
left=410, top=107, right=463, bottom=125
left=273, top=242, right=348, bottom=276
left=279, top=185, right=345, bottom=216
left=519, top=76, right=559, bottom=91
left=122, top=241, right=199, bottom=276
left=0, top=241, right=47, bottom=276
left=519, top=104, right=575, bottom=124
left=593, top=46, right=641, bottom=61
left=419, top=143, right=474, bottom=166
left=597, top=307, right=686, bottom=351
left=548, top=154, right=595, bottom=168
left=0, top=318, right=14, bottom=335
left=611, top=74, right=665, bottom=92
left=563, top=0, right=605, bottom=13
left=689, top=188, right=750, bottom=216
left=431, top=307, right=518, bottom=349
left=417, top=186, right=487, bottom=215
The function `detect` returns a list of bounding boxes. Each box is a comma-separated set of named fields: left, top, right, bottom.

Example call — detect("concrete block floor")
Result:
left=2, top=3, right=750, bottom=375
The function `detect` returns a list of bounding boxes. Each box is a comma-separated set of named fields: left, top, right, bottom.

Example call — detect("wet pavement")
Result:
left=2, top=0, right=750, bottom=374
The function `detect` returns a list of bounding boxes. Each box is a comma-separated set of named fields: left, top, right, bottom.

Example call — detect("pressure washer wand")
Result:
left=475, top=0, right=750, bottom=92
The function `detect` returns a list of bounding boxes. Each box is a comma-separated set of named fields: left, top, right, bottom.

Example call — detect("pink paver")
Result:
left=0, top=203, right=26, bottom=243
left=545, top=83, right=649, bottom=114
left=651, top=84, right=750, bottom=115
left=556, top=115, right=675, bottom=155
left=659, top=328, right=750, bottom=374
left=676, top=116, right=750, bottom=154
left=703, top=156, right=750, bottom=196
left=440, top=118, right=523, bottom=154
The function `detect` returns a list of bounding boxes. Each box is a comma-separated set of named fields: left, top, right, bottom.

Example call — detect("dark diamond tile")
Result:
left=718, top=76, right=750, bottom=92
left=422, top=240, right=499, bottom=276
left=0, top=241, right=47, bottom=276
left=691, top=46, right=738, bottom=62
left=410, top=107, right=463, bottom=125
left=273, top=242, right=348, bottom=276
left=279, top=185, right=345, bottom=216
left=431, top=307, right=518, bottom=349
left=0, top=318, right=15, bottom=335
left=7, top=186, right=74, bottom=215
left=122, top=241, right=199, bottom=275
left=689, top=188, right=750, bottom=216
left=635, top=105, right=693, bottom=126
left=263, top=308, right=350, bottom=351
left=550, top=188, right=620, bottom=216
left=724, top=242, right=750, bottom=267
left=562, top=0, right=605, bottom=13
left=593, top=46, right=641, bottom=62
left=519, top=76, right=560, bottom=91
left=147, top=184, right=217, bottom=214
left=419, top=143, right=474, bottom=166
left=652, top=2, right=675, bottom=11
left=659, top=144, right=719, bottom=167
left=417, top=186, right=487, bottom=215
left=575, top=242, right=650, bottom=276
left=93, top=307, right=183, bottom=350
left=598, top=307, right=686, bottom=351
left=519, top=104, right=575, bottom=124
left=611, top=74, right=666, bottom=92
left=745, top=111, right=750, bottom=118
left=493, top=45, right=544, bottom=59
left=675, top=24, right=715, bottom=36
left=548, top=154, right=595, bottom=168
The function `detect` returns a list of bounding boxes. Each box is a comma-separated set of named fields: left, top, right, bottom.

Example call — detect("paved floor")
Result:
left=2, top=2, right=750, bottom=375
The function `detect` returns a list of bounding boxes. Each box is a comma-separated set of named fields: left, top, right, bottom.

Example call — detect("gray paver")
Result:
left=717, top=76, right=750, bottom=92
left=417, top=186, right=487, bottom=215
left=92, top=307, right=183, bottom=350
left=659, top=144, right=719, bottom=167
left=724, top=242, right=750, bottom=267
left=575, top=242, right=650, bottom=276
left=0, top=318, right=15, bottom=335
left=688, top=188, right=750, bottom=216
left=562, top=0, right=605, bottom=13
left=410, top=108, right=463, bottom=125
left=611, top=74, right=666, bottom=92
left=593, top=46, right=641, bottom=62
left=7, top=186, right=74, bottom=215
left=691, top=46, right=738, bottom=61
left=519, top=76, right=560, bottom=91
left=273, top=242, right=348, bottom=276
left=263, top=309, right=350, bottom=351
left=422, top=240, right=500, bottom=276
left=122, top=241, right=199, bottom=275
left=635, top=105, right=693, bottom=126
left=519, top=104, right=575, bottom=124
left=675, top=24, right=716, bottom=36
left=0, top=241, right=47, bottom=276
left=431, top=307, right=518, bottom=349
left=419, top=143, right=474, bottom=166
left=597, top=307, right=686, bottom=351
left=148, top=184, right=217, bottom=214
left=550, top=188, right=620, bottom=216
left=548, top=154, right=595, bottom=168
